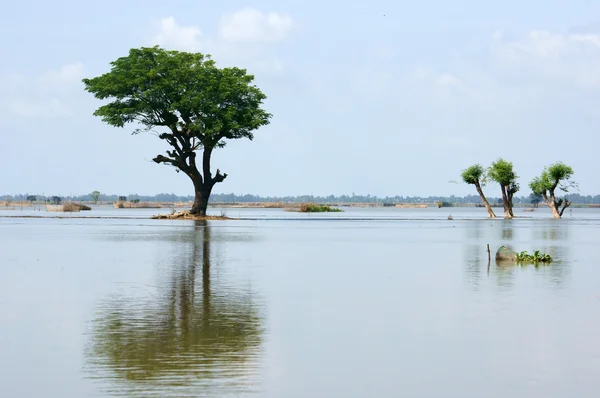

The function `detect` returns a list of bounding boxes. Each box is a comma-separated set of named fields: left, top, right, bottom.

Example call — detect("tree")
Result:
left=529, top=192, right=542, bottom=208
left=83, top=46, right=272, bottom=216
left=461, top=164, right=496, bottom=218
left=26, top=195, right=36, bottom=203
left=90, top=191, right=101, bottom=204
left=529, top=162, right=575, bottom=218
left=488, top=158, right=519, bottom=218
left=118, top=196, right=127, bottom=202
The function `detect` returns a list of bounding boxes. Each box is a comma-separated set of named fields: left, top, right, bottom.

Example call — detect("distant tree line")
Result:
left=3, top=192, right=600, bottom=205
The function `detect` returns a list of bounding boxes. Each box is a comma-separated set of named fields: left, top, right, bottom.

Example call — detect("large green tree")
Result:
left=461, top=164, right=496, bottom=218
left=488, top=158, right=519, bottom=218
left=529, top=162, right=575, bottom=218
left=83, top=46, right=272, bottom=216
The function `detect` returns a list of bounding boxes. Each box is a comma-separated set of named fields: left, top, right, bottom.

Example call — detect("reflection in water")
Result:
left=84, top=221, right=263, bottom=397
left=501, top=221, right=513, bottom=240
left=463, top=222, right=483, bottom=290
left=489, top=221, right=571, bottom=290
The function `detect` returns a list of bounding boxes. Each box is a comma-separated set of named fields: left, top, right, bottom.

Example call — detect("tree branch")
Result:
left=559, top=198, right=571, bottom=217
left=541, top=193, right=552, bottom=207
left=152, top=154, right=179, bottom=166
left=212, top=169, right=228, bottom=186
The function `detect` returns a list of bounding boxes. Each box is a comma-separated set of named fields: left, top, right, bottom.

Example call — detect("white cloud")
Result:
left=9, top=98, right=71, bottom=118
left=219, top=8, right=293, bottom=43
left=489, top=29, right=600, bottom=89
left=151, top=16, right=202, bottom=51
left=40, top=62, right=85, bottom=86
left=436, top=73, right=461, bottom=87
left=0, top=62, right=86, bottom=118
left=147, top=11, right=293, bottom=73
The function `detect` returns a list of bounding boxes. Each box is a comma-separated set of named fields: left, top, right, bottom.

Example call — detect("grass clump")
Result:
left=299, top=203, right=343, bottom=213
left=515, top=250, right=553, bottom=264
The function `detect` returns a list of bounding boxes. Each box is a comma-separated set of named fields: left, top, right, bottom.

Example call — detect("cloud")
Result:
left=9, top=98, right=72, bottom=118
left=40, top=62, right=85, bottom=86
left=218, top=8, right=293, bottom=43
left=489, top=29, right=600, bottom=88
left=147, top=11, right=292, bottom=73
left=0, top=62, right=85, bottom=118
left=436, top=73, right=461, bottom=87
left=151, top=16, right=202, bottom=51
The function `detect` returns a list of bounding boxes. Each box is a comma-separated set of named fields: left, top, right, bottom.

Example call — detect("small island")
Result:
left=299, top=203, right=343, bottom=213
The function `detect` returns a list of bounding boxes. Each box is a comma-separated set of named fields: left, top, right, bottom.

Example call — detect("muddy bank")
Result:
left=151, top=211, right=235, bottom=221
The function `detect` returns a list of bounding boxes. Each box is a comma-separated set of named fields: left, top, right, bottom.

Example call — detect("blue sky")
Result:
left=1, top=0, right=599, bottom=197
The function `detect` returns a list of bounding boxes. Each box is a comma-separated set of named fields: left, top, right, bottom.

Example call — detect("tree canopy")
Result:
left=489, top=158, right=519, bottom=218
left=530, top=162, right=574, bottom=196
left=461, top=164, right=486, bottom=186
left=529, top=162, right=575, bottom=218
left=83, top=46, right=272, bottom=216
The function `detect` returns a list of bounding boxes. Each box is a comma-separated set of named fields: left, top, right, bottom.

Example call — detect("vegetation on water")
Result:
left=461, top=164, right=496, bottom=218
left=515, top=250, right=553, bottom=264
left=488, top=158, right=519, bottom=219
left=529, top=162, right=576, bottom=218
left=83, top=46, right=271, bottom=217
left=461, top=159, right=576, bottom=219
left=299, top=203, right=343, bottom=213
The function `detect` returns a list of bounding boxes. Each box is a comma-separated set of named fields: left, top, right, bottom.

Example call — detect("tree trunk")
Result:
left=191, top=184, right=212, bottom=216
left=188, top=148, right=226, bottom=216
left=475, top=182, right=496, bottom=218
left=543, top=193, right=561, bottom=218
left=500, top=185, right=512, bottom=219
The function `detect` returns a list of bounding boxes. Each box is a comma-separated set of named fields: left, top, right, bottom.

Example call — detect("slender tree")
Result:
left=90, top=191, right=101, bottom=204
left=488, top=158, right=519, bottom=218
left=529, top=162, right=575, bottom=218
left=83, top=46, right=272, bottom=216
left=461, top=164, right=496, bottom=218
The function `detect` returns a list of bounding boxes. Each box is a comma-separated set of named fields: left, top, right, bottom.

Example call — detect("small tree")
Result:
left=90, top=191, right=101, bottom=204
left=83, top=46, right=271, bottom=216
left=529, top=162, right=575, bottom=218
left=27, top=195, right=36, bottom=203
left=488, top=158, right=519, bottom=218
left=461, top=164, right=496, bottom=218
left=529, top=192, right=542, bottom=208
left=51, top=196, right=62, bottom=205
left=118, top=196, right=127, bottom=202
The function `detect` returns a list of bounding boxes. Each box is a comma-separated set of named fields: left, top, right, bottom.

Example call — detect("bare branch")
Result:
left=212, top=169, right=228, bottom=185
left=152, top=154, right=178, bottom=166
left=559, top=198, right=571, bottom=217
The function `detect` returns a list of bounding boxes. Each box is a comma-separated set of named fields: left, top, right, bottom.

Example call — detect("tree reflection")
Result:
left=85, top=221, right=263, bottom=396
left=463, top=221, right=484, bottom=290
left=500, top=220, right=513, bottom=240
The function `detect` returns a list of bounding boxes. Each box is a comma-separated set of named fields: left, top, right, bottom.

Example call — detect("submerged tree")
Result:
left=90, top=190, right=101, bottom=204
left=529, top=192, right=542, bottom=208
left=461, top=164, right=496, bottom=218
left=83, top=46, right=272, bottom=216
left=488, top=158, right=519, bottom=218
left=529, top=162, right=575, bottom=218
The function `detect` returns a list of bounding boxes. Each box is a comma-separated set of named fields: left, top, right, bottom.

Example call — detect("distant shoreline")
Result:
left=1, top=200, right=599, bottom=211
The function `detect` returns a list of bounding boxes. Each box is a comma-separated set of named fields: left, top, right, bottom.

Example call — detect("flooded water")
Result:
left=1, top=207, right=600, bottom=397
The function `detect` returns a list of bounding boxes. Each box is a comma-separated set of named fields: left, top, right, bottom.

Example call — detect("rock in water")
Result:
left=496, top=245, right=517, bottom=262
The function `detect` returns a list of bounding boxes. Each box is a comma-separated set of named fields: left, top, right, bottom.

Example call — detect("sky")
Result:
left=1, top=0, right=600, bottom=197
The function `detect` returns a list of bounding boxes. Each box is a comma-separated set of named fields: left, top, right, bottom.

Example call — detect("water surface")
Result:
left=1, top=207, right=599, bottom=397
